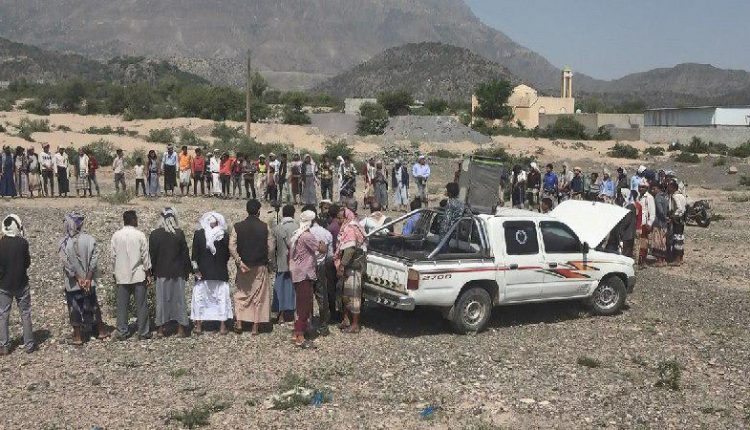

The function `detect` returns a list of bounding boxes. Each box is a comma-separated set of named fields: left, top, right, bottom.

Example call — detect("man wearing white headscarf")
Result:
left=60, top=212, right=107, bottom=346
left=150, top=208, right=192, bottom=338
left=0, top=214, right=35, bottom=354
left=289, top=210, right=326, bottom=348
left=191, top=211, right=232, bottom=335
left=209, top=149, right=222, bottom=196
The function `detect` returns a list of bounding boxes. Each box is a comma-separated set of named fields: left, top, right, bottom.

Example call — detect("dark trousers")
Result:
left=135, top=179, right=146, bottom=196
left=267, top=184, right=278, bottom=202
left=293, top=279, right=313, bottom=335
left=193, top=173, right=205, bottom=195
left=114, top=173, right=126, bottom=192
left=88, top=172, right=100, bottom=195
left=321, top=179, right=333, bottom=200
left=244, top=177, right=256, bottom=199
left=622, top=239, right=635, bottom=258
left=42, top=169, right=54, bottom=196
left=116, top=282, right=149, bottom=337
left=314, top=260, right=331, bottom=327
left=277, top=179, right=286, bottom=203
left=220, top=174, right=231, bottom=195
left=0, top=286, right=33, bottom=350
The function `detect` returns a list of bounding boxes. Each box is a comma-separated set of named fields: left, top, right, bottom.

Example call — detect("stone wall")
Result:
left=642, top=126, right=750, bottom=147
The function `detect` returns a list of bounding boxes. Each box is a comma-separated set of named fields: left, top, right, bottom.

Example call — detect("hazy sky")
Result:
left=466, top=0, right=750, bottom=80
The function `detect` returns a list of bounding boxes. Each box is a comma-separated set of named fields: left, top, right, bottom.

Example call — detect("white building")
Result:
left=645, top=106, right=750, bottom=127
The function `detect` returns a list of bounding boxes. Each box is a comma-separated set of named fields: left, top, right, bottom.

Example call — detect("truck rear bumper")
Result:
left=627, top=276, right=636, bottom=294
left=363, top=282, right=415, bottom=311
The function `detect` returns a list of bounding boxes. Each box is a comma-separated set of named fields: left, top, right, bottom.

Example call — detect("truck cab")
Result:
left=363, top=201, right=636, bottom=333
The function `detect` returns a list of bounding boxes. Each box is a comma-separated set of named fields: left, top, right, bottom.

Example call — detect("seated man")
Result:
left=401, top=198, right=424, bottom=235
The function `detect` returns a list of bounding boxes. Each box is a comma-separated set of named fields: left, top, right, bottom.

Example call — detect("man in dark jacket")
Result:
left=150, top=208, right=192, bottom=338
left=0, top=214, right=35, bottom=354
left=230, top=199, right=272, bottom=335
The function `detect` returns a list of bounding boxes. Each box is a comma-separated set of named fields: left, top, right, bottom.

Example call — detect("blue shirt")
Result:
left=600, top=179, right=615, bottom=198
left=543, top=172, right=558, bottom=192
left=402, top=213, right=421, bottom=235
left=162, top=151, right=178, bottom=167
left=630, top=174, right=642, bottom=191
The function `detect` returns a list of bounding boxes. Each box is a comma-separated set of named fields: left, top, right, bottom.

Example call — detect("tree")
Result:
left=250, top=71, right=268, bottom=99
left=377, top=90, right=413, bottom=116
left=548, top=116, right=587, bottom=139
left=281, top=92, right=311, bottom=125
left=59, top=80, right=87, bottom=112
left=474, top=79, right=513, bottom=121
left=357, top=102, right=389, bottom=135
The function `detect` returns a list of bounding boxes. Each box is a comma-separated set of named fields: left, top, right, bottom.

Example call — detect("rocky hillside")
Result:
left=0, top=0, right=573, bottom=90
left=314, top=43, right=515, bottom=101
left=0, top=37, right=208, bottom=85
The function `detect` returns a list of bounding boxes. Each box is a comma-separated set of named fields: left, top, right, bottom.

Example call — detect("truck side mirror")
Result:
left=581, top=242, right=590, bottom=254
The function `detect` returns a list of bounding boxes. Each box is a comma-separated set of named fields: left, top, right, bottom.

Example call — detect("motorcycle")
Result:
left=685, top=200, right=711, bottom=228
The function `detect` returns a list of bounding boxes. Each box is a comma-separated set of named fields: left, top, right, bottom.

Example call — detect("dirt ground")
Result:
left=1, top=112, right=750, bottom=429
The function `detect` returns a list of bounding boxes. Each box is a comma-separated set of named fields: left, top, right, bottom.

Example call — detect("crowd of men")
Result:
left=505, top=161, right=689, bottom=268
left=0, top=197, right=370, bottom=354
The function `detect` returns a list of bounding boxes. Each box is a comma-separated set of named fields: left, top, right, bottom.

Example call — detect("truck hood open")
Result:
left=551, top=200, right=629, bottom=248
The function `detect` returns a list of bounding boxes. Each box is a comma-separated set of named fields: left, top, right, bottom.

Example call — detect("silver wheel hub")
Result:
left=595, top=284, right=619, bottom=310
left=463, top=300, right=485, bottom=326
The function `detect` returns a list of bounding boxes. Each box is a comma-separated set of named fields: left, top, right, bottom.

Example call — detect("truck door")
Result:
left=538, top=221, right=592, bottom=298
left=500, top=220, right=546, bottom=301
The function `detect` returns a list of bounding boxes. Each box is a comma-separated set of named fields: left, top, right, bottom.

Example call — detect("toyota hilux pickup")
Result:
left=363, top=200, right=636, bottom=333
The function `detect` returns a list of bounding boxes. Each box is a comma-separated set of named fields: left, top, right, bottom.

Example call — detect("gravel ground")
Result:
left=0, top=168, right=749, bottom=429
left=383, top=116, right=491, bottom=145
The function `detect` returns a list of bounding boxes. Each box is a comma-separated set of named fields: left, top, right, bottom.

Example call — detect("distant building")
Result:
left=0, top=81, right=9, bottom=90
left=472, top=67, right=575, bottom=128
left=344, top=98, right=377, bottom=115
left=642, top=106, right=750, bottom=147
left=645, top=106, right=750, bottom=127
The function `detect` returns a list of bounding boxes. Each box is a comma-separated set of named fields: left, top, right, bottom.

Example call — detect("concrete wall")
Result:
left=642, top=126, right=750, bottom=147
left=611, top=128, right=641, bottom=141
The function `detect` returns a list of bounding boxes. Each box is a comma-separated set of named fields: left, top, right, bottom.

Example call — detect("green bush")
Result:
left=608, top=143, right=640, bottom=159
left=377, top=90, right=413, bottom=116
left=655, top=360, right=681, bottom=391
left=168, top=398, right=230, bottom=429
left=424, top=99, right=448, bottom=115
left=56, top=125, right=72, bottom=132
left=729, top=141, right=750, bottom=158
left=211, top=122, right=243, bottom=142
left=211, top=135, right=291, bottom=161
left=674, top=152, right=701, bottom=163
left=146, top=128, right=174, bottom=143
left=20, top=98, right=49, bottom=115
left=643, top=147, right=665, bottom=156
left=428, top=149, right=459, bottom=159
left=0, top=124, right=5, bottom=133
left=713, top=156, right=727, bottom=167
left=16, top=117, right=50, bottom=141
left=179, top=129, right=208, bottom=148
left=685, top=136, right=709, bottom=154
left=81, top=139, right=116, bottom=166
left=126, top=148, right=147, bottom=167
left=474, top=145, right=535, bottom=167
left=85, top=126, right=127, bottom=135
left=708, top=142, right=730, bottom=154
left=0, top=97, right=13, bottom=112
left=739, top=175, right=750, bottom=187
left=548, top=116, right=588, bottom=140
left=323, top=139, right=354, bottom=160
left=357, top=102, right=389, bottom=135
left=592, top=126, right=612, bottom=141
left=281, top=105, right=311, bottom=125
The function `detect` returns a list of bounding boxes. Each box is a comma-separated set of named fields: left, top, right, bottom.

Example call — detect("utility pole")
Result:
left=246, top=49, right=252, bottom=136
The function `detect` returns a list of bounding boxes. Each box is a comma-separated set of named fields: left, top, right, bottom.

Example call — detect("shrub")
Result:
left=20, top=98, right=50, bottom=115
left=576, top=356, right=602, bottom=368
left=168, top=398, right=230, bottom=429
left=608, top=143, right=640, bottom=159
left=0, top=97, right=12, bottom=112
left=728, top=194, right=750, bottom=203
left=592, top=126, right=612, bottom=141
left=667, top=142, right=683, bottom=152
left=548, top=116, right=588, bottom=140
left=357, top=102, right=389, bottom=135
left=674, top=152, right=701, bottom=163
left=211, top=135, right=291, bottom=161
left=685, top=136, right=709, bottom=154
left=655, top=360, right=681, bottom=390
left=18, top=117, right=50, bottom=133
left=729, top=141, right=750, bottom=158
left=713, top=157, right=727, bottom=167
left=739, top=174, right=750, bottom=187
left=81, top=139, right=116, bottom=166
left=424, top=98, right=449, bottom=115
left=56, top=125, right=72, bottom=132
left=0, top=124, right=5, bottom=133
left=100, top=189, right=135, bottom=205
left=377, top=90, right=413, bottom=116
left=644, top=147, right=665, bottom=156
left=708, top=142, right=730, bottom=154
left=281, top=105, right=311, bottom=125
left=179, top=129, right=208, bottom=148
left=428, top=149, right=459, bottom=159
left=474, top=145, right=535, bottom=167
left=126, top=148, right=146, bottom=167
left=85, top=126, right=127, bottom=135
left=211, top=122, right=243, bottom=142
left=323, top=139, right=354, bottom=161
left=146, top=128, right=174, bottom=143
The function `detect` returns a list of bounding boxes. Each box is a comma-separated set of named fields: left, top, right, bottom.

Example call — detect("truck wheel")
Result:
left=589, top=276, right=626, bottom=316
left=450, top=287, right=492, bottom=334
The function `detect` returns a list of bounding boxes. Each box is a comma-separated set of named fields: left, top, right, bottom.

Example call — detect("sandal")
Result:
left=294, top=340, right=317, bottom=349
left=343, top=326, right=361, bottom=334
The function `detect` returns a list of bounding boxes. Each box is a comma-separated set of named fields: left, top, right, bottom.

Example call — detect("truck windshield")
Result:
left=367, top=210, right=486, bottom=261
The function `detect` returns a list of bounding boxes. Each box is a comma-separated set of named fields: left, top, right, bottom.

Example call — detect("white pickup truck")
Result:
left=363, top=200, right=636, bottom=333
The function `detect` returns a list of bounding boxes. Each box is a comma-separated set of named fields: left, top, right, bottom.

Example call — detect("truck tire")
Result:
left=450, top=287, right=492, bottom=334
left=589, top=276, right=626, bottom=316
